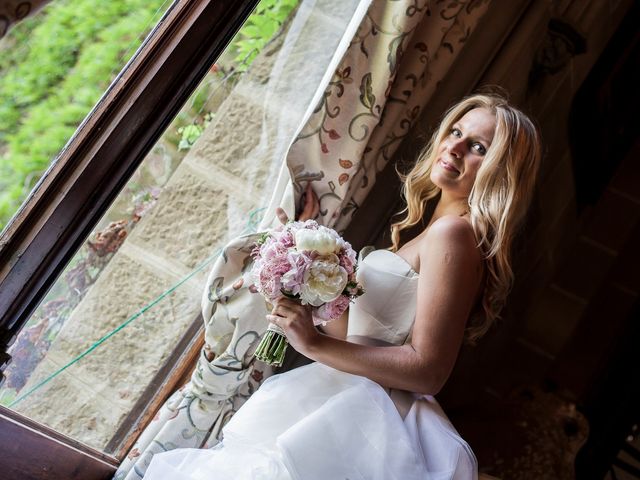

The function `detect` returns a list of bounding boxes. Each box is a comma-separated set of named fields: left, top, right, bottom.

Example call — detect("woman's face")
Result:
left=430, top=107, right=496, bottom=200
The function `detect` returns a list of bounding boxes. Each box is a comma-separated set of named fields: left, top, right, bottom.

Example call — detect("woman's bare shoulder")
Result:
left=417, top=215, right=482, bottom=264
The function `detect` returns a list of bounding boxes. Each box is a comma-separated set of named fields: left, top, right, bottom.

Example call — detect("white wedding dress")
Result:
left=143, top=249, right=477, bottom=479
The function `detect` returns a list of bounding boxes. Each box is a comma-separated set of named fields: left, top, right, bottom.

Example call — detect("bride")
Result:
left=142, top=92, right=541, bottom=479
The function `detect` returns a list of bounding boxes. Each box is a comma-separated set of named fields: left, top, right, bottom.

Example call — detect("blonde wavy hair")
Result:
left=390, top=93, right=541, bottom=342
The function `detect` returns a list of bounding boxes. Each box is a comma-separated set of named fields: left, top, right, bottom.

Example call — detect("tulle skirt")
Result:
left=143, top=362, right=477, bottom=480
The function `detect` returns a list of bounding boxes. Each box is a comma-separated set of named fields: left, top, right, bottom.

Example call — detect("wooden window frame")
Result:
left=0, top=0, right=259, bottom=478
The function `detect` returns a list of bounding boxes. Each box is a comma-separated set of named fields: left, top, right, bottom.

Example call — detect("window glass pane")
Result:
left=0, top=0, right=360, bottom=456
left=0, top=0, right=174, bottom=231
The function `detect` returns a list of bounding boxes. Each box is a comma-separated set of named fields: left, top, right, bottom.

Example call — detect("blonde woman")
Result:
left=144, top=93, right=541, bottom=480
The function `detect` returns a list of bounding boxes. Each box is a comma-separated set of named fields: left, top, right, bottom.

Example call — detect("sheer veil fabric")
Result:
left=116, top=0, right=491, bottom=478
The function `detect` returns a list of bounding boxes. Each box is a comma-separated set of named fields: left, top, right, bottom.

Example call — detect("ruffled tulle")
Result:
left=144, top=362, right=476, bottom=480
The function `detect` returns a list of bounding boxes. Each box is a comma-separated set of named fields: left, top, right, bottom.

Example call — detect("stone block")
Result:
left=542, top=197, right=578, bottom=268
left=188, top=95, right=273, bottom=196
left=538, top=152, right=576, bottom=223
left=13, top=356, right=127, bottom=450
left=553, top=236, right=616, bottom=300
left=14, top=253, right=200, bottom=449
left=611, top=142, right=640, bottom=203
left=551, top=282, right=638, bottom=396
left=610, top=222, right=640, bottom=293
left=132, top=168, right=230, bottom=269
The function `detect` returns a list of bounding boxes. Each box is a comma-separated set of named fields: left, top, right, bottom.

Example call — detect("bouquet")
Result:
left=250, top=219, right=364, bottom=366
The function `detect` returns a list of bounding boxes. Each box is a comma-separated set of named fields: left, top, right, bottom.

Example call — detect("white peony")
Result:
left=295, top=227, right=341, bottom=255
left=299, top=254, right=348, bottom=306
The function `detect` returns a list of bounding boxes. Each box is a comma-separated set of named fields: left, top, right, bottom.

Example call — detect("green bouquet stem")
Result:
left=254, top=323, right=289, bottom=367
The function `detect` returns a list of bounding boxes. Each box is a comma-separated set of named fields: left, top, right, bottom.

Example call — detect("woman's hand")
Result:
left=267, top=297, right=320, bottom=354
left=276, top=182, right=320, bottom=224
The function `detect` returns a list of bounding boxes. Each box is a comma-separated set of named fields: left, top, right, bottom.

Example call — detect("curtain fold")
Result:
left=116, top=1, right=491, bottom=478
left=288, top=0, right=492, bottom=233
left=115, top=1, right=371, bottom=478
left=0, top=0, right=51, bottom=38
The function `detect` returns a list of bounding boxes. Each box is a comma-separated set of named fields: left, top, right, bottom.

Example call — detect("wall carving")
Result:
left=0, top=1, right=50, bottom=38
left=529, top=18, right=586, bottom=91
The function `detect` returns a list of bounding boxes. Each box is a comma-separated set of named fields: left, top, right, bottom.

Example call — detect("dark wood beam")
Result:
left=0, top=406, right=118, bottom=480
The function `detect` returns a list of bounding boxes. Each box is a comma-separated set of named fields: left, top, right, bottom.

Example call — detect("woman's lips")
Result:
left=439, top=159, right=460, bottom=174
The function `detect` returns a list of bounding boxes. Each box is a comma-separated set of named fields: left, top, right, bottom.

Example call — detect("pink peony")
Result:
left=255, top=253, right=291, bottom=299
left=280, top=250, right=313, bottom=296
left=314, top=295, right=351, bottom=324
left=338, top=245, right=357, bottom=275
left=273, top=227, right=295, bottom=248
left=260, top=238, right=289, bottom=262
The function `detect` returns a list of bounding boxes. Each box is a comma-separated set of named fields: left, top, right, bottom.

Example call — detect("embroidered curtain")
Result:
left=293, top=0, right=492, bottom=233
left=116, top=0, right=490, bottom=478
left=0, top=0, right=51, bottom=38
left=115, top=1, right=371, bottom=477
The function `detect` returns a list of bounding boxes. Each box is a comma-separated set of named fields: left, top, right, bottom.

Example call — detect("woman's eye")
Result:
left=473, top=142, right=487, bottom=155
left=451, top=128, right=461, bottom=137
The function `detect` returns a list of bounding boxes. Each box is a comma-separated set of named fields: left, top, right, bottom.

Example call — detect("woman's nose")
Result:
left=447, top=138, right=465, bottom=158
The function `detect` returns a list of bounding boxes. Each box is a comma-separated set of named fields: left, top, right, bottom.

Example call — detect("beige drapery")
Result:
left=116, top=1, right=491, bottom=478
left=293, top=0, right=492, bottom=233
left=0, top=0, right=51, bottom=38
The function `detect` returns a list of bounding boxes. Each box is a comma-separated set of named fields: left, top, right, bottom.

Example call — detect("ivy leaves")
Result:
left=233, top=0, right=299, bottom=71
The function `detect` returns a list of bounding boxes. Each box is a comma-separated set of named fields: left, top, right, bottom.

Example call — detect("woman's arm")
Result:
left=269, top=215, right=483, bottom=395
left=317, top=307, right=348, bottom=339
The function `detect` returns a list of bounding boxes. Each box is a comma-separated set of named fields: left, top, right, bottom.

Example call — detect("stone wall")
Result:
left=12, top=0, right=360, bottom=452
left=12, top=23, right=283, bottom=451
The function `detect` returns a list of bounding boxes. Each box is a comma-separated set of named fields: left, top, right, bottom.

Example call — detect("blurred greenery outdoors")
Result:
left=0, top=0, right=299, bottom=406
left=0, top=0, right=298, bottom=232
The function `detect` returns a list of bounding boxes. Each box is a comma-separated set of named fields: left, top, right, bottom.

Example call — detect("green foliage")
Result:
left=174, top=0, right=298, bottom=151
left=233, top=0, right=298, bottom=70
left=0, top=0, right=167, bottom=228
left=177, top=113, right=213, bottom=151
left=0, top=0, right=299, bottom=230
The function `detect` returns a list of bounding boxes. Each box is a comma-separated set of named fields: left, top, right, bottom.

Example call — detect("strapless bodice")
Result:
left=347, top=249, right=419, bottom=346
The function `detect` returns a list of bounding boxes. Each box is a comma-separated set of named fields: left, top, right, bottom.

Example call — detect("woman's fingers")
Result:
left=306, top=182, right=320, bottom=219
left=276, top=183, right=320, bottom=224
left=298, top=182, right=320, bottom=221
left=271, top=297, right=310, bottom=322
left=272, top=297, right=297, bottom=315
left=267, top=298, right=318, bottom=353
left=275, top=207, right=289, bottom=225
